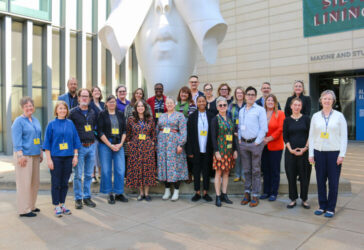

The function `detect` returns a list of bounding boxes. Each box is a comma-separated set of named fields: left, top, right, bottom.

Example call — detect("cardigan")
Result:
left=97, top=109, right=126, bottom=144
left=266, top=110, right=285, bottom=151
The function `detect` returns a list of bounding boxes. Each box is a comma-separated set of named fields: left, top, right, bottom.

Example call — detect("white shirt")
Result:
left=309, top=110, right=348, bottom=157
left=197, top=111, right=208, bottom=153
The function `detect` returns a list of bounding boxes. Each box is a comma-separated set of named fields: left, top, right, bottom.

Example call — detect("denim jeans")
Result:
left=234, top=150, right=245, bottom=179
left=74, top=143, right=96, bottom=200
left=99, top=142, right=125, bottom=194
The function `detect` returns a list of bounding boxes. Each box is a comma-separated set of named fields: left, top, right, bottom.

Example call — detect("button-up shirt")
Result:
left=116, top=98, right=130, bottom=113
left=238, top=103, right=268, bottom=144
left=197, top=111, right=208, bottom=153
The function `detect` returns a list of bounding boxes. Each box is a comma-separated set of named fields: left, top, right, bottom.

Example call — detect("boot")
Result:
left=162, top=188, right=171, bottom=200
left=221, top=193, right=233, bottom=204
left=171, top=189, right=179, bottom=201
left=215, top=195, right=222, bottom=207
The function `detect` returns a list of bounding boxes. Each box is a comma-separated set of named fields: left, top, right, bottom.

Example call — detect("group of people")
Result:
left=11, top=76, right=348, bottom=219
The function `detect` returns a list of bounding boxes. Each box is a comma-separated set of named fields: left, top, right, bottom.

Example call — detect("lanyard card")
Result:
left=320, top=132, right=329, bottom=139
left=156, top=113, right=161, bottom=118
left=227, top=144, right=232, bottom=149
left=236, top=119, right=239, bottom=125
left=226, top=135, right=233, bottom=141
left=33, top=138, right=40, bottom=145
left=59, top=143, right=69, bottom=150
left=200, top=130, right=207, bottom=136
left=84, top=125, right=92, bottom=132
left=163, top=128, right=171, bottom=134
left=112, top=128, right=120, bottom=135
left=139, top=134, right=146, bottom=140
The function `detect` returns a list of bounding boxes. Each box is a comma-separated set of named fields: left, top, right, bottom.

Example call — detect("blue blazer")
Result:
left=58, top=93, right=78, bottom=109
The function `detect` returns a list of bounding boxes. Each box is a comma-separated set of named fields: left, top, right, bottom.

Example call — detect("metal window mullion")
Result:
left=24, top=20, right=33, bottom=97
left=43, top=24, right=52, bottom=123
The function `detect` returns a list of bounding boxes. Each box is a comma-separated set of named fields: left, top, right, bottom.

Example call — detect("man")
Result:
left=256, top=82, right=281, bottom=110
left=238, top=86, right=268, bottom=208
left=147, top=83, right=167, bottom=122
left=58, top=77, right=78, bottom=109
left=188, top=75, right=204, bottom=104
left=115, top=85, right=130, bottom=113
left=69, top=88, right=98, bottom=209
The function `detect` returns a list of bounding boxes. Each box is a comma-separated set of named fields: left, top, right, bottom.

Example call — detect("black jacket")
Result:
left=97, top=109, right=126, bottom=144
left=186, top=110, right=214, bottom=163
left=90, top=100, right=105, bottom=117
left=69, top=106, right=97, bottom=143
left=211, top=115, right=238, bottom=153
left=284, top=95, right=311, bottom=117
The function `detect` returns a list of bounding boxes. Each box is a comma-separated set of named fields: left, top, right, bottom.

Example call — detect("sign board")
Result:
left=303, top=0, right=364, bottom=37
left=356, top=77, right=364, bottom=140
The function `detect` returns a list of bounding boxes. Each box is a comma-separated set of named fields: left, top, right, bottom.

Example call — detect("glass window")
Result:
left=10, top=0, right=51, bottom=21
left=84, top=0, right=93, bottom=33
left=0, top=19, right=3, bottom=152
left=68, top=0, right=77, bottom=30
left=11, top=22, right=24, bottom=121
left=70, top=32, right=77, bottom=80
left=86, top=36, right=92, bottom=89
left=101, top=46, right=107, bottom=98
left=0, top=0, right=7, bottom=11
left=52, top=29, right=60, bottom=109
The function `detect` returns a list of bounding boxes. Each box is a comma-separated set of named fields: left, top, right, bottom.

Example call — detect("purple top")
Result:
left=116, top=98, right=130, bottom=113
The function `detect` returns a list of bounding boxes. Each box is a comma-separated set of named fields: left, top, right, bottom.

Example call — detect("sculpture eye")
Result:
left=156, top=5, right=162, bottom=14
left=163, top=4, right=170, bottom=13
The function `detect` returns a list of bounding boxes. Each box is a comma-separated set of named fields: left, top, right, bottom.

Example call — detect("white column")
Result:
left=125, top=49, right=132, bottom=98
left=80, top=0, right=87, bottom=88
left=24, top=20, right=33, bottom=97
left=60, top=0, right=70, bottom=92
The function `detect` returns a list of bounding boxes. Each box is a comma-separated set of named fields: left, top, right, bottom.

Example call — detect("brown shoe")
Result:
left=240, top=193, right=251, bottom=205
left=249, top=196, right=259, bottom=207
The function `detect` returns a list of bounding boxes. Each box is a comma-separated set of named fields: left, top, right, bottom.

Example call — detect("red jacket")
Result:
left=266, top=110, right=285, bottom=151
left=146, top=95, right=167, bottom=118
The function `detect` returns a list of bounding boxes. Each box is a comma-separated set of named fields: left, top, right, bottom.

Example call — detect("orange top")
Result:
left=266, top=110, right=285, bottom=151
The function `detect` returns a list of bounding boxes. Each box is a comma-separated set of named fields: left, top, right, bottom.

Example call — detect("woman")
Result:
left=157, top=97, right=188, bottom=201
left=116, top=85, right=130, bottom=113
left=227, top=87, right=245, bottom=182
left=124, top=88, right=152, bottom=120
left=11, top=97, right=43, bottom=217
left=283, top=98, right=311, bottom=209
left=211, top=97, right=238, bottom=207
left=176, top=86, right=197, bottom=118
left=43, top=101, right=81, bottom=217
left=97, top=95, right=128, bottom=204
left=203, top=83, right=217, bottom=115
left=187, top=96, right=214, bottom=202
left=260, top=94, right=285, bottom=202
left=284, top=80, right=311, bottom=117
left=309, top=90, right=347, bottom=218
left=90, top=86, right=105, bottom=183
left=126, top=100, right=157, bottom=201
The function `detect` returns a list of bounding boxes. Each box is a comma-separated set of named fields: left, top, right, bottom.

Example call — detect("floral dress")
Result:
left=212, top=115, right=235, bottom=171
left=126, top=117, right=157, bottom=188
left=157, top=112, right=188, bottom=182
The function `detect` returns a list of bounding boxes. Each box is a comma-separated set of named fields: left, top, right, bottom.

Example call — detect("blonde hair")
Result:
left=54, top=101, right=69, bottom=117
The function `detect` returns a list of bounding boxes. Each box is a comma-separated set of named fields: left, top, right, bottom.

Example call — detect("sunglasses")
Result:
left=218, top=104, right=227, bottom=107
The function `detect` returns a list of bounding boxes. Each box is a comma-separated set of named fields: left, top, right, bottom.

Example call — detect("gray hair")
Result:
left=319, top=90, right=336, bottom=106
left=216, top=96, right=227, bottom=105
left=20, top=96, right=34, bottom=108
left=165, top=96, right=175, bottom=104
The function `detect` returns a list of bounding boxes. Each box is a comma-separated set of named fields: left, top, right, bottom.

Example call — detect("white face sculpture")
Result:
left=135, top=0, right=198, bottom=96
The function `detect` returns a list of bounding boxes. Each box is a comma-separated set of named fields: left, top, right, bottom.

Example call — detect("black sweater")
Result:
left=284, top=95, right=311, bottom=117
left=69, top=107, right=97, bottom=143
left=283, top=115, right=310, bottom=149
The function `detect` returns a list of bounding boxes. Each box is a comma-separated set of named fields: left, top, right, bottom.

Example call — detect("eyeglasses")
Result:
left=204, top=88, right=212, bottom=91
left=220, top=88, right=228, bottom=91
left=218, top=104, right=227, bottom=107
left=189, top=81, right=198, bottom=84
left=118, top=90, right=126, bottom=93
left=246, top=94, right=256, bottom=97
left=154, top=88, right=163, bottom=91
left=80, top=95, right=90, bottom=98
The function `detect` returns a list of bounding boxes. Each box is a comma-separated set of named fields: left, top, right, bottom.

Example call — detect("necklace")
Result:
left=291, top=114, right=302, bottom=121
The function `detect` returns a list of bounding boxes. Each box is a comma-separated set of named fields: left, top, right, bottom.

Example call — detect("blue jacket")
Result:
left=90, top=100, right=105, bottom=117
left=58, top=92, right=78, bottom=109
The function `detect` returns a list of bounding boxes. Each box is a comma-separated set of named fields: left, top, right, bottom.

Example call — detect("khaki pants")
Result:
left=14, top=154, right=40, bottom=214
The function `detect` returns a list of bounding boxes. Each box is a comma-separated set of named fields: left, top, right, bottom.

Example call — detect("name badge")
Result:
left=320, top=132, right=329, bottom=139
left=59, top=143, right=69, bottom=150
left=200, top=130, right=207, bottom=136
left=84, top=125, right=92, bottom=132
left=236, top=119, right=239, bottom=125
left=112, top=128, right=120, bottom=135
left=226, top=135, right=233, bottom=141
left=227, top=144, right=232, bottom=149
left=33, top=138, right=40, bottom=145
left=139, top=134, right=146, bottom=140
left=241, top=125, right=246, bottom=131
left=163, top=128, right=171, bottom=134
left=156, top=113, right=161, bottom=118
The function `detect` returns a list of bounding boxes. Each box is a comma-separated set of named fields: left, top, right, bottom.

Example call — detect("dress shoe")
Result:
left=19, top=212, right=37, bottom=217
left=75, top=199, right=83, bottom=209
left=115, top=194, right=128, bottom=202
left=221, top=193, right=233, bottom=204
left=83, top=198, right=96, bottom=207
left=241, top=192, right=251, bottom=205
left=108, top=194, right=115, bottom=204
left=268, top=195, right=277, bottom=201
left=191, top=193, right=201, bottom=202
left=32, top=208, right=40, bottom=213
left=249, top=196, right=259, bottom=207
left=259, top=194, right=269, bottom=200
left=162, top=188, right=171, bottom=200
left=314, top=209, right=325, bottom=216
left=145, top=195, right=152, bottom=202
left=137, top=195, right=145, bottom=201
left=287, top=201, right=297, bottom=209
left=301, top=201, right=310, bottom=209
left=202, top=194, right=213, bottom=202
left=215, top=195, right=222, bottom=207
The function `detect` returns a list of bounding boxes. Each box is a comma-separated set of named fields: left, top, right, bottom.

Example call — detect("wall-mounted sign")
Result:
left=356, top=78, right=364, bottom=140
left=303, top=0, right=364, bottom=37
left=310, top=49, right=364, bottom=62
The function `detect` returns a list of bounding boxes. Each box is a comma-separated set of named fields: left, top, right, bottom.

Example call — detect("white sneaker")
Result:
left=162, top=188, right=171, bottom=200
left=171, top=189, right=179, bottom=201
left=68, top=173, right=74, bottom=183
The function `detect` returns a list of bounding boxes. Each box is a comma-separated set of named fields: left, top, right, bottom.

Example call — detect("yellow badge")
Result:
left=200, top=130, right=207, bottom=136
left=226, top=135, right=233, bottom=141
left=84, top=125, right=92, bottom=132
left=139, top=134, right=146, bottom=140
left=236, top=119, right=239, bottom=125
left=320, top=132, right=329, bottom=139
left=156, top=113, right=161, bottom=118
left=112, top=128, right=119, bottom=135
left=163, top=128, right=171, bottom=134
left=59, top=143, right=69, bottom=150
left=227, top=144, right=232, bottom=149
left=33, top=138, right=40, bottom=145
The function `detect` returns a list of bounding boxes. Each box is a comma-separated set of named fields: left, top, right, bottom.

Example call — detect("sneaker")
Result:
left=268, top=195, right=277, bottom=202
left=75, top=199, right=83, bottom=209
left=259, top=194, right=269, bottom=200
left=191, top=193, right=201, bottom=202
left=92, top=177, right=98, bottom=183
left=233, top=177, right=241, bottom=182
left=314, top=209, right=325, bottom=216
left=115, top=194, right=128, bottom=202
left=61, top=205, right=72, bottom=215
left=19, top=212, right=37, bottom=217
left=145, top=195, right=152, bottom=202
left=241, top=193, right=251, bottom=205
left=83, top=198, right=96, bottom=207
left=54, top=206, right=63, bottom=217
left=137, top=195, right=145, bottom=201
left=324, top=211, right=335, bottom=218
left=108, top=194, right=115, bottom=205
left=202, top=194, right=213, bottom=202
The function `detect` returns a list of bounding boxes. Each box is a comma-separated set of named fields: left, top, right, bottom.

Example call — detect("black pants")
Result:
left=50, top=156, right=73, bottom=205
left=165, top=181, right=180, bottom=190
left=285, top=150, right=311, bottom=201
left=261, top=147, right=282, bottom=196
left=193, top=153, right=210, bottom=191
left=187, top=157, right=193, bottom=175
